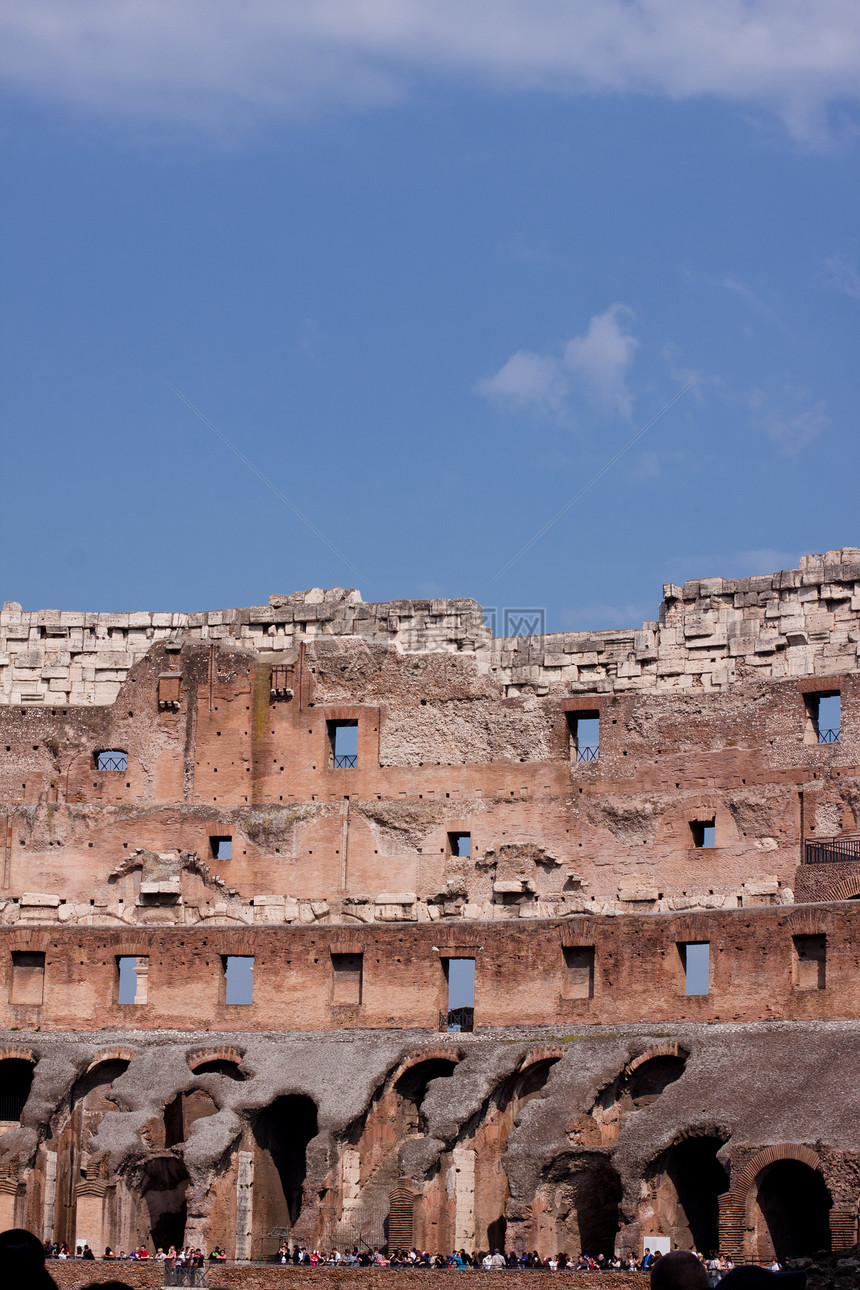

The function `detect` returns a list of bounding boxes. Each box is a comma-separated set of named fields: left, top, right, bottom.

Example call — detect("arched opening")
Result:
left=394, top=1057, right=458, bottom=1135
left=0, top=1058, right=35, bottom=1123
left=536, top=1154, right=621, bottom=1260
left=193, top=1058, right=245, bottom=1081
left=72, top=1059, right=130, bottom=1111
left=646, top=1136, right=729, bottom=1255
left=163, top=1089, right=218, bottom=1148
left=753, top=1159, right=832, bottom=1260
left=142, top=1157, right=189, bottom=1253
left=253, top=1094, right=319, bottom=1232
left=52, top=1060, right=129, bottom=1247
left=628, top=1056, right=687, bottom=1108
left=588, top=1048, right=689, bottom=1146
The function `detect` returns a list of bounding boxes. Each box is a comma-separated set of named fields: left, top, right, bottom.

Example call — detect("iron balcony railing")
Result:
left=818, top=728, right=841, bottom=743
left=96, top=752, right=128, bottom=771
left=440, top=1006, right=474, bottom=1033
left=805, top=838, right=860, bottom=865
left=577, top=745, right=599, bottom=762
left=333, top=755, right=358, bottom=769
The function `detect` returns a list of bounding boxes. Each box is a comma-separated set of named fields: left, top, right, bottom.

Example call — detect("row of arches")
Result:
left=0, top=1047, right=844, bottom=1261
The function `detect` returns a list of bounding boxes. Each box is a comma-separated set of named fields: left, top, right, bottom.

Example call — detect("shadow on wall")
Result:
left=646, top=1135, right=729, bottom=1255
left=141, top=1156, right=189, bottom=1252
left=753, top=1159, right=832, bottom=1261
left=253, top=1095, right=319, bottom=1232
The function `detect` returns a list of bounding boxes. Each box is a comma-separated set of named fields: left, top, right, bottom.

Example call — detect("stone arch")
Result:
left=53, top=1055, right=132, bottom=1247
left=187, top=1046, right=247, bottom=1079
left=819, top=875, right=860, bottom=902
left=581, top=1045, right=691, bottom=1147
left=85, top=1048, right=137, bottom=1075
left=641, top=1130, right=730, bottom=1256
left=719, top=1145, right=828, bottom=1261
left=735, top=1143, right=822, bottom=1191
left=745, top=1156, right=831, bottom=1261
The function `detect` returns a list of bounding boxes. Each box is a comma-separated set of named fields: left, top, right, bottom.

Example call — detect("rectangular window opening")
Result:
left=805, top=691, right=841, bottom=745
left=690, top=819, right=716, bottom=848
left=562, top=945, right=595, bottom=1000
left=224, top=955, right=254, bottom=1005
left=11, top=951, right=45, bottom=1006
left=328, top=719, right=358, bottom=769
left=680, top=942, right=710, bottom=996
left=793, top=934, right=826, bottom=991
left=567, top=710, right=599, bottom=763
left=117, top=955, right=148, bottom=1005
left=210, top=835, right=232, bottom=860
left=443, top=957, right=475, bottom=1032
left=448, top=831, right=471, bottom=858
left=94, top=750, right=128, bottom=772
left=331, top=952, right=363, bottom=1005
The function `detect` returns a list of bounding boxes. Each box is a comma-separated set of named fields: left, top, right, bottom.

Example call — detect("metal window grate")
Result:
left=441, top=1006, right=474, bottom=1033
left=577, top=746, right=599, bottom=762
left=818, top=728, right=841, bottom=743
left=96, top=751, right=128, bottom=771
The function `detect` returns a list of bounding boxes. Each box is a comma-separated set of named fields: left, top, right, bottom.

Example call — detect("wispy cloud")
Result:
left=747, top=386, right=829, bottom=453
left=827, top=254, right=860, bottom=299
left=476, top=304, right=638, bottom=421
left=2, top=2, right=860, bottom=137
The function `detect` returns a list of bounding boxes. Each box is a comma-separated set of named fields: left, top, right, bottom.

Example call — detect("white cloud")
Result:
left=1, top=2, right=860, bottom=136
left=827, top=254, right=860, bottom=299
left=563, top=304, right=638, bottom=415
left=476, top=304, right=638, bottom=420
left=474, top=350, right=565, bottom=414
left=747, top=387, right=829, bottom=453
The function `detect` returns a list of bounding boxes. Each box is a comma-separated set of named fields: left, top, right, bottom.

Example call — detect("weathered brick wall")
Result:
left=47, top=1266, right=647, bottom=1290
left=0, top=902, right=854, bottom=1031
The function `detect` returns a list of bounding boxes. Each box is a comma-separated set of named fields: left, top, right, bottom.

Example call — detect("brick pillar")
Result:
left=718, top=1191, right=747, bottom=1261
left=74, top=1180, right=109, bottom=1253
left=830, top=1207, right=858, bottom=1252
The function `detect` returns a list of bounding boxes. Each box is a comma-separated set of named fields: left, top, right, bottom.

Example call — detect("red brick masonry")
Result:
left=49, top=1266, right=647, bottom=1290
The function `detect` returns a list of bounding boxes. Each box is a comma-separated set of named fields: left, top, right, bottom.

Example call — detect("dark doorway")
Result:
left=142, top=1157, right=188, bottom=1253
left=755, top=1160, right=832, bottom=1260
left=254, top=1095, right=319, bottom=1227
left=658, top=1136, right=729, bottom=1254
left=0, top=1058, right=35, bottom=1121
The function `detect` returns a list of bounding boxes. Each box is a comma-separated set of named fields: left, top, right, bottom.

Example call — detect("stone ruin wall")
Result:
left=1, top=548, right=859, bottom=928
left=0, top=550, right=860, bottom=1263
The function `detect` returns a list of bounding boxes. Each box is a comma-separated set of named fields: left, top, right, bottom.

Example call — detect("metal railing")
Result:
left=818, top=728, right=841, bottom=743
left=441, top=1006, right=474, bottom=1033
left=0, top=1094, right=26, bottom=1120
left=577, top=745, right=599, bottom=762
left=805, top=838, right=860, bottom=865
left=333, top=755, right=358, bottom=769
left=96, top=752, right=128, bottom=771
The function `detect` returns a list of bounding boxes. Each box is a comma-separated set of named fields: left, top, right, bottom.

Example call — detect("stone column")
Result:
left=42, top=1151, right=57, bottom=1243
left=452, top=1147, right=475, bottom=1250
left=235, top=1151, right=254, bottom=1261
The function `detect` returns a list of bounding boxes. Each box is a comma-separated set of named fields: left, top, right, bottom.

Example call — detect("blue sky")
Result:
left=1, top=2, right=859, bottom=633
